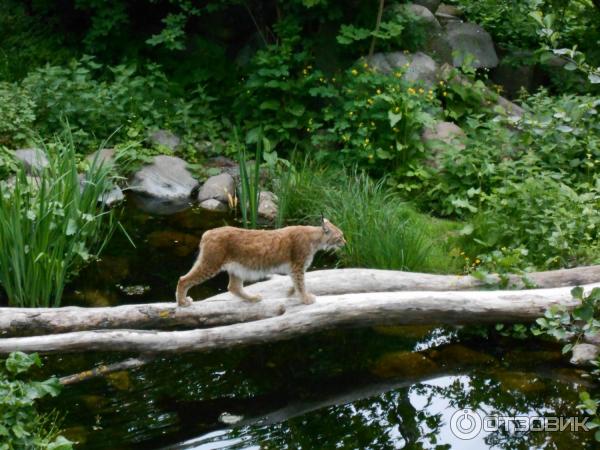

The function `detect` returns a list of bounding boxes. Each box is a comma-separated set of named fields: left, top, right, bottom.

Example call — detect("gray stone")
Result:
left=148, top=129, right=181, bottom=151
left=422, top=122, right=466, bottom=167
left=85, top=148, right=116, bottom=168
left=413, top=0, right=442, bottom=13
left=497, top=95, right=525, bottom=118
left=100, top=186, right=125, bottom=207
left=198, top=198, right=228, bottom=213
left=14, top=148, right=48, bottom=174
left=128, top=155, right=198, bottom=215
left=368, top=51, right=439, bottom=86
left=197, top=173, right=236, bottom=204
left=258, top=191, right=278, bottom=221
left=570, top=343, right=600, bottom=366
left=429, top=22, right=499, bottom=69
left=391, top=3, right=441, bottom=30
left=436, top=3, right=463, bottom=16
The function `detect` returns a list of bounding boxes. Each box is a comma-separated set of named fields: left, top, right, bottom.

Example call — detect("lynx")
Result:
left=175, top=218, right=346, bottom=307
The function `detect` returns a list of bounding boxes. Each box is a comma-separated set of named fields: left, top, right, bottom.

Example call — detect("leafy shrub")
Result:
left=0, top=352, right=72, bottom=450
left=0, top=83, right=35, bottom=146
left=0, top=135, right=118, bottom=307
left=465, top=176, right=600, bottom=269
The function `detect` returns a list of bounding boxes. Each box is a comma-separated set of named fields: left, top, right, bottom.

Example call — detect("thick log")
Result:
left=2, top=266, right=599, bottom=336
left=0, top=283, right=595, bottom=354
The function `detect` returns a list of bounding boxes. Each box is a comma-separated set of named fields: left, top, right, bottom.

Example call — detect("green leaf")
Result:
left=388, top=110, right=403, bottom=127
left=66, top=219, right=77, bottom=236
left=259, top=100, right=279, bottom=110
left=589, top=73, right=600, bottom=84
left=5, top=352, right=41, bottom=375
left=571, top=286, right=584, bottom=300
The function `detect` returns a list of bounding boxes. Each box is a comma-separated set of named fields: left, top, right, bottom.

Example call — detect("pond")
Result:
left=34, top=204, right=598, bottom=449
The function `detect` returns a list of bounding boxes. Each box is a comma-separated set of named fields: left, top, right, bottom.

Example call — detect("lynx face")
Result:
left=320, top=218, right=346, bottom=251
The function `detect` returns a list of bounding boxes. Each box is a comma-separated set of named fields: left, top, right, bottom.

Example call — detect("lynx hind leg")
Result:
left=228, top=273, right=262, bottom=302
left=176, top=250, right=220, bottom=307
left=286, top=286, right=296, bottom=297
left=290, top=266, right=315, bottom=305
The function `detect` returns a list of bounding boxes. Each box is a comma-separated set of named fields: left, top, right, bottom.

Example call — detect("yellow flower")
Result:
left=306, top=128, right=311, bottom=132
left=302, top=69, right=308, bottom=75
left=475, top=259, right=481, bottom=264
left=393, top=127, right=399, bottom=132
left=368, top=153, right=374, bottom=159
left=349, top=111, right=354, bottom=116
left=443, top=91, right=448, bottom=97
left=376, top=89, right=382, bottom=94
left=367, top=98, right=374, bottom=105
left=418, top=88, right=424, bottom=94
left=351, top=69, right=358, bottom=75
left=394, top=72, right=402, bottom=78
left=394, top=106, right=400, bottom=113
left=332, top=77, right=336, bottom=82
left=363, top=63, right=369, bottom=69
left=364, top=138, right=370, bottom=144
left=439, top=80, right=445, bottom=86
left=407, top=87, right=416, bottom=95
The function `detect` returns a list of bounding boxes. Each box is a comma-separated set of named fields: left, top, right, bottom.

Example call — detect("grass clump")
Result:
left=275, top=164, right=460, bottom=273
left=0, top=136, right=118, bottom=307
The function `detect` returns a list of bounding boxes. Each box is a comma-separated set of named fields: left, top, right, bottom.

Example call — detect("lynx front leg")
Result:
left=176, top=257, right=220, bottom=307
left=290, top=266, right=315, bottom=305
left=228, top=273, right=262, bottom=302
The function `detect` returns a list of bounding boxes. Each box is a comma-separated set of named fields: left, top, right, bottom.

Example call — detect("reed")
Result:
left=0, top=134, right=118, bottom=307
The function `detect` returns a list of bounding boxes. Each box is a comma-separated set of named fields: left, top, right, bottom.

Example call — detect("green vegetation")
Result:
left=275, top=164, right=460, bottom=273
left=0, top=136, right=118, bottom=307
left=0, top=352, right=72, bottom=450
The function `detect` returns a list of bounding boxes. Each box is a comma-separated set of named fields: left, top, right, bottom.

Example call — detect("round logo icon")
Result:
left=450, top=408, right=482, bottom=440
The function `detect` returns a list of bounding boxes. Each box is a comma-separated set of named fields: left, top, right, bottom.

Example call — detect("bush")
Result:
left=0, top=134, right=118, bottom=307
left=465, top=176, right=600, bottom=269
left=0, top=83, right=35, bottom=146
left=0, top=352, right=72, bottom=450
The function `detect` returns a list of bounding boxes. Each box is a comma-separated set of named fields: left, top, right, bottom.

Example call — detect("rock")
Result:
left=14, top=148, right=48, bottom=173
left=372, top=351, right=438, bottom=378
left=258, top=191, right=278, bottom=221
left=391, top=3, right=441, bottom=30
left=436, top=3, right=463, bottom=17
left=496, top=95, right=525, bottom=118
left=197, top=173, right=235, bottom=204
left=4, top=175, right=42, bottom=190
left=367, top=51, right=439, bottom=86
left=99, top=186, right=125, bottom=207
left=205, top=156, right=237, bottom=169
left=198, top=198, right=228, bottom=213
left=372, top=324, right=435, bottom=339
left=413, top=0, right=442, bottom=13
left=491, top=51, right=538, bottom=99
left=570, top=344, right=600, bottom=366
left=431, top=344, right=497, bottom=366
left=496, top=370, right=546, bottom=393
left=85, top=148, right=116, bottom=168
left=422, top=121, right=466, bottom=167
left=434, top=12, right=462, bottom=26
left=429, top=22, right=499, bottom=69
left=148, top=129, right=181, bottom=151
left=128, top=155, right=198, bottom=215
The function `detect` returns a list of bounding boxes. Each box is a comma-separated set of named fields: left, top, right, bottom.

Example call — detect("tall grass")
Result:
left=274, top=164, right=460, bottom=273
left=234, top=127, right=264, bottom=229
left=0, top=135, right=118, bottom=307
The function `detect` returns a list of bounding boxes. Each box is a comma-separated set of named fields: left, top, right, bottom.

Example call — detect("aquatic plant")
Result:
left=0, top=134, right=118, bottom=307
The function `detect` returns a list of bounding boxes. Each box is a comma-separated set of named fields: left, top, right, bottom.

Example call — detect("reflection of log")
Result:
left=0, top=283, right=596, bottom=354
left=2, top=266, right=600, bottom=336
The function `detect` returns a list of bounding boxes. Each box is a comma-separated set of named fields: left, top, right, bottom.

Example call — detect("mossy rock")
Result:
left=372, top=351, right=439, bottom=378
left=372, top=324, right=436, bottom=340
left=429, top=344, right=498, bottom=367
left=495, top=370, right=546, bottom=393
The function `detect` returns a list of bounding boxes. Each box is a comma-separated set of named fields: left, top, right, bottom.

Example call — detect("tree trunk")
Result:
left=2, top=266, right=598, bottom=337
left=0, top=283, right=594, bottom=354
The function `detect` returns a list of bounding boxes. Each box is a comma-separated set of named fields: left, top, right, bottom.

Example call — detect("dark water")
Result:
left=34, top=203, right=598, bottom=449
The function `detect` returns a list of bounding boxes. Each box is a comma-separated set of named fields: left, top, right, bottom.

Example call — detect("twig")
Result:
left=368, top=0, right=385, bottom=59
left=59, top=355, right=155, bottom=385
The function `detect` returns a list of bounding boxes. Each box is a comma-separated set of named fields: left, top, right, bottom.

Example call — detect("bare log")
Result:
left=0, top=283, right=595, bottom=354
left=2, top=266, right=599, bottom=337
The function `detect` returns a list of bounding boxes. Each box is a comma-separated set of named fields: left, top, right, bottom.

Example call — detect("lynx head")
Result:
left=320, top=217, right=346, bottom=250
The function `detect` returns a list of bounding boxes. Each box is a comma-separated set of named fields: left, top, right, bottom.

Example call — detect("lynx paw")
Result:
left=177, top=296, right=193, bottom=307
left=287, top=286, right=296, bottom=297
left=245, top=294, right=263, bottom=303
left=301, top=293, right=316, bottom=305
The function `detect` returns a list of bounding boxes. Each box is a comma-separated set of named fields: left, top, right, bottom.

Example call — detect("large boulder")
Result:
left=391, top=3, right=441, bottom=30
left=147, top=129, right=182, bottom=151
left=413, top=0, right=442, bottom=13
left=85, top=148, right=116, bottom=168
left=128, top=155, right=198, bottom=215
left=197, top=173, right=235, bottom=204
left=422, top=121, right=466, bottom=167
left=429, top=22, right=499, bottom=69
left=14, top=148, right=48, bottom=174
left=367, top=51, right=439, bottom=86
left=570, top=344, right=600, bottom=366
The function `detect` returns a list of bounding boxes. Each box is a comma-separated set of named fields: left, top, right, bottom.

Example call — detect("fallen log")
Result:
left=2, top=266, right=599, bottom=336
left=59, top=355, right=154, bottom=385
left=0, top=283, right=595, bottom=354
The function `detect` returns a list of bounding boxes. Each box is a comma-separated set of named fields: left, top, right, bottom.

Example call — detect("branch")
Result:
left=59, top=355, right=154, bottom=385
left=0, top=283, right=594, bottom=354
left=368, top=0, right=385, bottom=59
